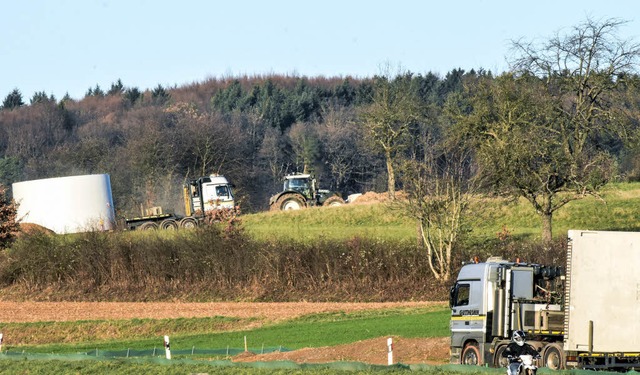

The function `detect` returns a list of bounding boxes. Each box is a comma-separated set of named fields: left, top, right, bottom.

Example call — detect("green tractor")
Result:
left=269, top=173, right=345, bottom=211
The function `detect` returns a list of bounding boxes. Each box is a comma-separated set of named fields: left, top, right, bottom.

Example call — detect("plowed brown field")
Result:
left=0, top=301, right=444, bottom=322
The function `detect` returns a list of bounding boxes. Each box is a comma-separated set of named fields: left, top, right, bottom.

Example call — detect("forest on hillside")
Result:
left=0, top=71, right=473, bottom=214
left=2, top=19, right=640, bottom=222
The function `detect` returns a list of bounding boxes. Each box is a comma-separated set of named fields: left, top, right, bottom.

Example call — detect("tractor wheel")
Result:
left=323, top=195, right=345, bottom=207
left=160, top=219, right=178, bottom=230
left=276, top=194, right=305, bottom=210
left=139, top=222, right=158, bottom=230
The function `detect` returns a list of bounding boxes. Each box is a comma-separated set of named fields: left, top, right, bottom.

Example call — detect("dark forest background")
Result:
left=2, top=69, right=640, bottom=218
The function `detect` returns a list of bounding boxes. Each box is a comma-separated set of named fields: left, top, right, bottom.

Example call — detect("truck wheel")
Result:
left=139, top=222, right=158, bottom=230
left=179, top=217, right=198, bottom=229
left=277, top=194, right=305, bottom=210
left=542, top=343, right=564, bottom=370
left=160, top=219, right=178, bottom=230
left=461, top=343, right=482, bottom=365
left=494, top=345, right=509, bottom=368
left=323, top=196, right=345, bottom=207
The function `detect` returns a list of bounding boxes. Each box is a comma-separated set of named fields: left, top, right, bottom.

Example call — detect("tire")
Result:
left=494, top=345, right=509, bottom=368
left=323, top=195, right=345, bottom=207
left=461, top=342, right=482, bottom=366
left=542, top=343, right=564, bottom=370
left=276, top=194, right=305, bottom=210
left=139, top=222, right=158, bottom=230
left=179, top=217, right=198, bottom=229
left=160, top=219, right=178, bottom=230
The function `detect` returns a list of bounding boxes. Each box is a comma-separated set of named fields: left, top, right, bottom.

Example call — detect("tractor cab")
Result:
left=283, top=174, right=316, bottom=199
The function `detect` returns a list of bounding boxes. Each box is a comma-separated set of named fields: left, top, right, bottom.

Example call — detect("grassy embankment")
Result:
left=242, top=182, right=640, bottom=243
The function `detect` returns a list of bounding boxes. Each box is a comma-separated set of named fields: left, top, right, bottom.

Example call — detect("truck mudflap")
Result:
left=450, top=346, right=460, bottom=364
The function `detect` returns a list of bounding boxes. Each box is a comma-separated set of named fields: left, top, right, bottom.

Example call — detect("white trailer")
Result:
left=449, top=230, right=640, bottom=371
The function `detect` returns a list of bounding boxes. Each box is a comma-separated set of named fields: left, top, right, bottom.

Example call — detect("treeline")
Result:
left=1, top=68, right=640, bottom=217
left=0, top=71, right=471, bottom=215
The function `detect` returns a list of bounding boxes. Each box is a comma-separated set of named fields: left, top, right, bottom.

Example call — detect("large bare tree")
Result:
left=452, top=18, right=640, bottom=243
left=360, top=73, right=423, bottom=199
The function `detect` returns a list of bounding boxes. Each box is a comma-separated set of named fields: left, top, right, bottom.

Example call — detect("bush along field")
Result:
left=0, top=222, right=567, bottom=302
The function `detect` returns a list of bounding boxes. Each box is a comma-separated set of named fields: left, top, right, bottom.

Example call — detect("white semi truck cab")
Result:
left=125, top=174, right=235, bottom=230
left=450, top=257, right=564, bottom=368
left=450, top=230, right=640, bottom=371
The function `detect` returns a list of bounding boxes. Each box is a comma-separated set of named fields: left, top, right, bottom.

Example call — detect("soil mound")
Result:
left=17, top=223, right=55, bottom=237
left=232, top=336, right=449, bottom=365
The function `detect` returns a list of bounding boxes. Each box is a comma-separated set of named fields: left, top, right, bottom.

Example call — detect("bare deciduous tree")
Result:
left=360, top=72, right=423, bottom=199
left=453, top=18, right=639, bottom=244
left=400, top=135, right=475, bottom=282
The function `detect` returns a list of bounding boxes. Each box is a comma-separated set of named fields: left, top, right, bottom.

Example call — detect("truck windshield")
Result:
left=216, top=185, right=230, bottom=198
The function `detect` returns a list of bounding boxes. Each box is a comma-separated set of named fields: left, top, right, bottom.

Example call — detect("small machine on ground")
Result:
left=269, top=173, right=344, bottom=211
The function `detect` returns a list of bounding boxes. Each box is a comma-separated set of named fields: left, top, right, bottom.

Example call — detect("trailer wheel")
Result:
left=139, top=222, right=158, bottom=230
left=160, top=219, right=178, bottom=230
left=542, top=343, right=564, bottom=370
left=461, top=342, right=482, bottom=365
left=323, top=195, right=345, bottom=207
left=179, top=217, right=198, bottom=229
left=494, top=345, right=509, bottom=368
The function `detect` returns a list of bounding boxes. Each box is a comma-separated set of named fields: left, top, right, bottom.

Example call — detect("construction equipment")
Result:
left=449, top=230, right=640, bottom=371
left=125, top=174, right=235, bottom=230
left=269, top=173, right=344, bottom=211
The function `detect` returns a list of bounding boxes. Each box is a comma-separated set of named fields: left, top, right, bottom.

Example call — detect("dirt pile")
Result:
left=350, top=191, right=408, bottom=205
left=232, top=336, right=449, bottom=365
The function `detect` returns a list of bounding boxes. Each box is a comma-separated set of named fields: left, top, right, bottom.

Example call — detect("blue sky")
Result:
left=2, top=0, right=639, bottom=101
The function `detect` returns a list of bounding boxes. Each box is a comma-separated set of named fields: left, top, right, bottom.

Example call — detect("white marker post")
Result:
left=387, top=337, right=393, bottom=365
left=164, top=335, right=171, bottom=359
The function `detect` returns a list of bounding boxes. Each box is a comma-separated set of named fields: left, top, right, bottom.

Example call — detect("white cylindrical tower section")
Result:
left=12, top=174, right=116, bottom=234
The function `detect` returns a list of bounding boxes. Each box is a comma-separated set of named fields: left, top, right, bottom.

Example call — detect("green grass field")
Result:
left=1, top=307, right=454, bottom=374
left=243, top=182, right=640, bottom=243
left=9, top=307, right=449, bottom=354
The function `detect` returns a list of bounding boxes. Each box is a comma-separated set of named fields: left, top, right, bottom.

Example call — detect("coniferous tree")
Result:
left=2, top=88, right=24, bottom=110
left=151, top=84, right=170, bottom=105
left=108, top=79, right=124, bottom=96
left=30, top=91, right=53, bottom=105
left=92, top=84, right=105, bottom=97
left=123, top=87, right=142, bottom=106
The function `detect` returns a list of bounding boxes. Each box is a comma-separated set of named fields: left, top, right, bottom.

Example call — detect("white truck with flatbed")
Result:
left=449, top=230, right=640, bottom=371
